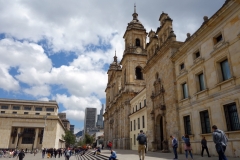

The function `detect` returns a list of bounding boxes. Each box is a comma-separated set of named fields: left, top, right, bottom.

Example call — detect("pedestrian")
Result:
left=212, top=125, right=228, bottom=160
left=137, top=130, right=147, bottom=160
left=102, top=144, right=104, bottom=150
left=42, top=148, right=46, bottom=159
left=201, top=136, right=211, bottom=157
left=17, top=149, right=25, bottom=160
left=109, top=150, right=117, bottom=160
left=182, top=134, right=193, bottom=160
left=65, top=147, right=71, bottom=160
left=108, top=141, right=112, bottom=150
left=54, top=148, right=57, bottom=158
left=170, top=135, right=178, bottom=160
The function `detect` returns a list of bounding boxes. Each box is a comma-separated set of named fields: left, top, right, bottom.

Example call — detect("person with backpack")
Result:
left=212, top=125, right=228, bottom=160
left=17, top=149, right=25, bottom=160
left=182, top=134, right=193, bottom=160
left=137, top=130, right=147, bottom=160
left=170, top=135, right=178, bottom=160
left=65, top=148, right=71, bottom=160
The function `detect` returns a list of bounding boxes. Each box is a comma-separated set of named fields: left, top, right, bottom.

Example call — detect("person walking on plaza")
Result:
left=65, top=147, right=71, bottom=160
left=42, top=148, right=46, bottom=159
left=201, top=136, right=211, bottom=157
left=137, top=130, right=147, bottom=160
left=17, top=149, right=25, bottom=160
left=170, top=135, right=178, bottom=160
left=109, top=150, right=117, bottom=160
left=212, top=125, right=228, bottom=160
left=182, top=134, right=193, bottom=160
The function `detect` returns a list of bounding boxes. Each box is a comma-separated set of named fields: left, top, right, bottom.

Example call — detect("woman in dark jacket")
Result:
left=182, top=134, right=193, bottom=160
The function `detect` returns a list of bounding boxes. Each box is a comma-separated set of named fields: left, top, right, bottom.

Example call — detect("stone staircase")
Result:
left=75, top=151, right=111, bottom=160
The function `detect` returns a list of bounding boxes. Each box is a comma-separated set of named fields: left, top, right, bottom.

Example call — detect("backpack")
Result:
left=66, top=150, right=70, bottom=156
left=139, top=135, right=146, bottom=145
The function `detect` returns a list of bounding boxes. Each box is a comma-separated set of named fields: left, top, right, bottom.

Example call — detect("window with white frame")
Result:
left=198, top=73, right=205, bottom=91
left=182, top=83, right=188, bottom=99
left=220, top=59, right=231, bottom=81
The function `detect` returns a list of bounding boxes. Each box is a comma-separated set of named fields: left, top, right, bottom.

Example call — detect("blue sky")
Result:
left=0, top=0, right=225, bottom=133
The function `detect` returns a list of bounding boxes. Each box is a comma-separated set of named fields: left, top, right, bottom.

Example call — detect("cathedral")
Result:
left=104, top=0, right=240, bottom=157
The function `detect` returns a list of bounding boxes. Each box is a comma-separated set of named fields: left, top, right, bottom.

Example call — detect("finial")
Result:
left=114, top=50, right=117, bottom=62
left=134, top=3, right=136, bottom=13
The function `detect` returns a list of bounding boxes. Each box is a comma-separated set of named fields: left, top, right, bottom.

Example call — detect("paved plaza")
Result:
left=1, top=149, right=238, bottom=160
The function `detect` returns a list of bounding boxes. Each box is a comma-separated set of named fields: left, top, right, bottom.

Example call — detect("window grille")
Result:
left=224, top=103, right=240, bottom=131
left=200, top=110, right=211, bottom=133
left=184, top=115, right=191, bottom=135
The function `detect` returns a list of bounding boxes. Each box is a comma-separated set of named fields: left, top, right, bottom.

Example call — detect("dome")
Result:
left=126, top=5, right=145, bottom=31
left=126, top=12, right=145, bottom=31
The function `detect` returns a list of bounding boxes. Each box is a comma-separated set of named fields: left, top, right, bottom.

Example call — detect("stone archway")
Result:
left=156, top=114, right=164, bottom=150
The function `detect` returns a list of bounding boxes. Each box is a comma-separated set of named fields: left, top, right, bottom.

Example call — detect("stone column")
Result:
left=33, top=128, right=39, bottom=149
left=162, top=115, right=169, bottom=152
left=14, top=128, right=21, bottom=148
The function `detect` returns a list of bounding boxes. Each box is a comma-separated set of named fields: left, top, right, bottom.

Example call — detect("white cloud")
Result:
left=0, top=0, right=226, bottom=128
left=23, top=85, right=51, bottom=97
left=0, top=66, right=20, bottom=91
left=56, top=94, right=102, bottom=121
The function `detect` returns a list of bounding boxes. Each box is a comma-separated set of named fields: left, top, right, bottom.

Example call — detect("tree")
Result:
left=62, top=130, right=76, bottom=147
left=84, top=133, right=94, bottom=144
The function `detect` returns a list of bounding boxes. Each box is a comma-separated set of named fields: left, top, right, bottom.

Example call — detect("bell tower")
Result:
left=121, top=4, right=147, bottom=92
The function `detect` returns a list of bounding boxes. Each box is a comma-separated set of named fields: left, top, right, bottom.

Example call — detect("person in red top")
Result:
left=108, top=142, right=112, bottom=150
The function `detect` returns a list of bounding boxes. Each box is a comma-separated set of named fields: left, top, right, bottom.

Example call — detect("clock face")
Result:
left=136, top=47, right=142, bottom=54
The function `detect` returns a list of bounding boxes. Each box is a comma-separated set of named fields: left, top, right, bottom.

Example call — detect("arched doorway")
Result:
left=156, top=115, right=164, bottom=150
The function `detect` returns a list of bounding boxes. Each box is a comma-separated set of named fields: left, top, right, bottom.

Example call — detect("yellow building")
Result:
left=104, top=0, right=240, bottom=157
left=171, top=0, right=240, bottom=157
left=129, top=88, right=147, bottom=150
left=0, top=98, right=66, bottom=150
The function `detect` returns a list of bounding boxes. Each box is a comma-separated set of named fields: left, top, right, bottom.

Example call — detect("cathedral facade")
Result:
left=104, top=0, right=240, bottom=157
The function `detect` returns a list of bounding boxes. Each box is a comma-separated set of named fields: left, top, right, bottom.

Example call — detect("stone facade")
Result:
left=129, top=88, right=147, bottom=150
left=104, top=6, right=147, bottom=149
left=58, top=113, right=70, bottom=130
left=171, top=0, right=240, bottom=157
left=0, top=99, right=66, bottom=150
left=104, top=0, right=240, bottom=157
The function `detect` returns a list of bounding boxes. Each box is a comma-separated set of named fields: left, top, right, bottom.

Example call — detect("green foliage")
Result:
left=77, top=139, right=85, bottom=146
left=62, top=130, right=76, bottom=147
left=84, top=133, right=94, bottom=144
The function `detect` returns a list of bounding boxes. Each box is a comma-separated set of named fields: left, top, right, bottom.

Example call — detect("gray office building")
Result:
left=96, top=104, right=104, bottom=129
left=84, top=108, right=97, bottom=134
left=70, top=125, right=74, bottom=134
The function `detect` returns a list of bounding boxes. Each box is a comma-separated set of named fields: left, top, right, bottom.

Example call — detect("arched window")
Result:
left=136, top=38, right=140, bottom=47
left=135, top=67, right=143, bottom=80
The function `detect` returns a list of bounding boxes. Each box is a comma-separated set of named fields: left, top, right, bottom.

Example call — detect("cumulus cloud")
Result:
left=0, top=66, right=20, bottom=91
left=56, top=94, right=102, bottom=121
left=23, top=85, right=51, bottom=97
left=0, top=0, right=226, bottom=128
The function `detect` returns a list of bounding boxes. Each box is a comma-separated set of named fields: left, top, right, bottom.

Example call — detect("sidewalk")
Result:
left=100, top=149, right=238, bottom=160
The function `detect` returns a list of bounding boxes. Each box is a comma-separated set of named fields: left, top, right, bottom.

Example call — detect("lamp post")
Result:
left=42, top=115, right=47, bottom=148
